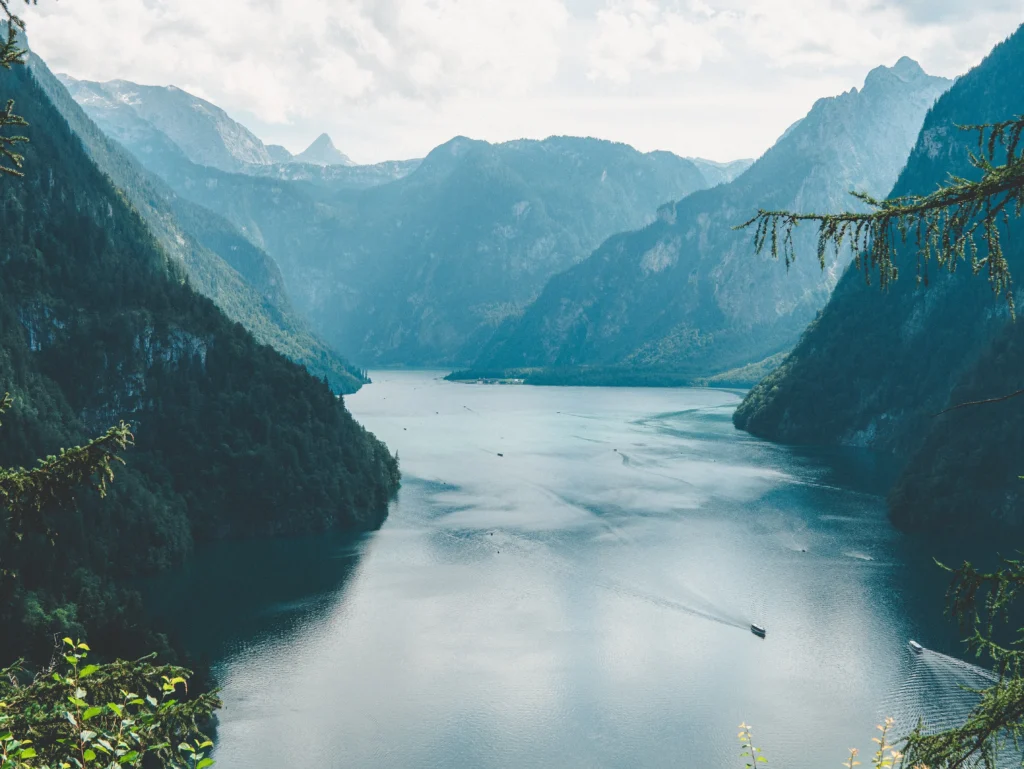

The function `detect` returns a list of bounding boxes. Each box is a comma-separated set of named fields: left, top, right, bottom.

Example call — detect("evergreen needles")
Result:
left=737, top=116, right=1024, bottom=316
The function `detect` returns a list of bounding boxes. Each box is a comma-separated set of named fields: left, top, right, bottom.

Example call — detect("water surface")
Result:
left=147, top=371, right=984, bottom=769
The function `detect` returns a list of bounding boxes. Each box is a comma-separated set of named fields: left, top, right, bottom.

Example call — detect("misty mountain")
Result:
left=459, top=57, right=951, bottom=384
left=734, top=25, right=1024, bottom=531
left=38, top=60, right=367, bottom=392
left=58, top=75, right=277, bottom=172
left=60, top=114, right=733, bottom=366
left=291, top=132, right=354, bottom=166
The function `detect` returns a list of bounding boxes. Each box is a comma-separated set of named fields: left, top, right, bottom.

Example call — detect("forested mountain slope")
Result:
left=733, top=25, right=1024, bottom=531
left=35, top=57, right=368, bottom=393
left=0, top=64, right=399, bottom=663
left=461, top=58, right=950, bottom=384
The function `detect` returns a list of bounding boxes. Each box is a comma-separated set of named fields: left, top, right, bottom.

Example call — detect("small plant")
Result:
left=0, top=639, right=220, bottom=769
left=738, top=717, right=910, bottom=769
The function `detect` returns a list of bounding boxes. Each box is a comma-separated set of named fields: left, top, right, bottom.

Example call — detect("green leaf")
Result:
left=78, top=665, right=100, bottom=679
left=83, top=747, right=96, bottom=762
left=82, top=707, right=103, bottom=721
left=196, top=758, right=215, bottom=769
left=18, top=747, right=36, bottom=759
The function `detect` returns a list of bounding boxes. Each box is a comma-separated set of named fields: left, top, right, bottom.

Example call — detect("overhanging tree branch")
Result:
left=736, top=116, right=1024, bottom=317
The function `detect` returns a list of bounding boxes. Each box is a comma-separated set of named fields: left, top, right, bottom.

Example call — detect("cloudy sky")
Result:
left=23, top=0, right=1024, bottom=164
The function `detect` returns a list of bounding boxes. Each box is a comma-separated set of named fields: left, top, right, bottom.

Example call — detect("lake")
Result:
left=145, top=370, right=989, bottom=769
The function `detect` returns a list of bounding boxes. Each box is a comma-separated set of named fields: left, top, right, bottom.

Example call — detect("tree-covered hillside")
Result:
left=459, top=58, right=950, bottom=383
left=0, top=63, right=400, bottom=664
left=36, top=57, right=368, bottom=393
left=733, top=25, right=1024, bottom=531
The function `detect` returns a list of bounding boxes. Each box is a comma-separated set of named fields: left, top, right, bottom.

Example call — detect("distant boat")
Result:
left=751, top=624, right=766, bottom=638
left=497, top=453, right=504, bottom=457
left=909, top=640, right=924, bottom=654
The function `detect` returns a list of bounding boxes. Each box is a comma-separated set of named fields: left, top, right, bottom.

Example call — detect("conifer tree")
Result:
left=0, top=1, right=33, bottom=176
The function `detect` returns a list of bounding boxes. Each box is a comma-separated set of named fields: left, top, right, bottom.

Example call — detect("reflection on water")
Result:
left=147, top=371, right=993, bottom=769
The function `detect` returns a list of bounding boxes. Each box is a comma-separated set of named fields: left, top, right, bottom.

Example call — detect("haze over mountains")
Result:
left=63, top=75, right=750, bottom=366
left=460, top=57, right=952, bottom=385
left=43, top=64, right=368, bottom=393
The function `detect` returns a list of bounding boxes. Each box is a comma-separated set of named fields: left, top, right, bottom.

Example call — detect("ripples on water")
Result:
left=144, top=372, right=996, bottom=769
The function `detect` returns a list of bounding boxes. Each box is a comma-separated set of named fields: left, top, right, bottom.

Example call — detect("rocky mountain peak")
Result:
left=291, top=133, right=354, bottom=166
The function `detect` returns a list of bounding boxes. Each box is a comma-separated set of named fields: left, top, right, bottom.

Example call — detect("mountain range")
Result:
left=455, top=57, right=952, bottom=385
left=734, top=24, right=1024, bottom=532
left=63, top=82, right=748, bottom=366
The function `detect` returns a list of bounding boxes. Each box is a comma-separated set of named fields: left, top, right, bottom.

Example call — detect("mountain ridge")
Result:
left=457, top=57, right=951, bottom=383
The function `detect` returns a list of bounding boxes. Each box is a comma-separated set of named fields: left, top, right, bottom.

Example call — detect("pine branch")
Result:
left=736, top=116, right=1024, bottom=317
left=0, top=420, right=135, bottom=535
left=0, top=0, right=35, bottom=176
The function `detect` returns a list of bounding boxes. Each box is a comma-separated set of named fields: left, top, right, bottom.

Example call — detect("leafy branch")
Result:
left=736, top=116, right=1024, bottom=317
left=0, top=0, right=35, bottom=176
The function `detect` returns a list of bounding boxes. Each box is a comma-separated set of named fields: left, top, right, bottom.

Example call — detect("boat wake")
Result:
left=881, top=645, right=997, bottom=739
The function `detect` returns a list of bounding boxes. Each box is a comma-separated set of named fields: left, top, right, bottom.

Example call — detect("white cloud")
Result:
left=587, top=0, right=728, bottom=84
left=20, top=0, right=1024, bottom=163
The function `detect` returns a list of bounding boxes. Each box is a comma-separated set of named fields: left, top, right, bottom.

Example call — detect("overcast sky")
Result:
left=23, top=0, right=1024, bottom=164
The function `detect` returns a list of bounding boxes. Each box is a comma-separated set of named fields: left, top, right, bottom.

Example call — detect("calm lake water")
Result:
left=145, top=371, right=989, bottom=769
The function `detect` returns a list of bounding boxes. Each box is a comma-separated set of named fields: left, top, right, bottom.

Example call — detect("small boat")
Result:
left=909, top=640, right=924, bottom=655
left=751, top=624, right=767, bottom=638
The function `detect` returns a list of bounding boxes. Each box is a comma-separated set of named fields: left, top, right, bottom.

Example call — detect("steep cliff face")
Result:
left=733, top=25, right=1024, bottom=531
left=464, top=58, right=950, bottom=382
left=0, top=62, right=399, bottom=661
left=36, top=57, right=367, bottom=393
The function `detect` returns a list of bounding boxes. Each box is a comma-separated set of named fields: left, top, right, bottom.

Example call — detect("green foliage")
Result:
left=0, top=639, right=219, bottom=769
left=738, top=115, right=1024, bottom=315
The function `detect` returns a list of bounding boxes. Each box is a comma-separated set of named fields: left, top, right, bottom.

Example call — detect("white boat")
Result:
left=751, top=624, right=766, bottom=638
left=909, top=640, right=924, bottom=654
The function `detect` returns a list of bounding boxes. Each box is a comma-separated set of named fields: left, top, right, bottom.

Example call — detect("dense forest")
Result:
left=733, top=24, right=1024, bottom=532
left=0, top=63, right=400, bottom=665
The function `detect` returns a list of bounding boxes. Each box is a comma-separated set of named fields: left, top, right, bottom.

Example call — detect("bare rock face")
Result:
left=58, top=75, right=275, bottom=171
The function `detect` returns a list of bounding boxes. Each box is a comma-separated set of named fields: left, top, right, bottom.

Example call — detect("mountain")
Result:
left=687, top=157, right=754, bottom=186
left=734, top=26, right=1024, bottom=532
left=458, top=58, right=951, bottom=384
left=39, top=60, right=367, bottom=393
left=0, top=62, right=399, bottom=662
left=267, top=143, right=293, bottom=163
left=58, top=75, right=276, bottom=171
left=290, top=132, right=354, bottom=166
